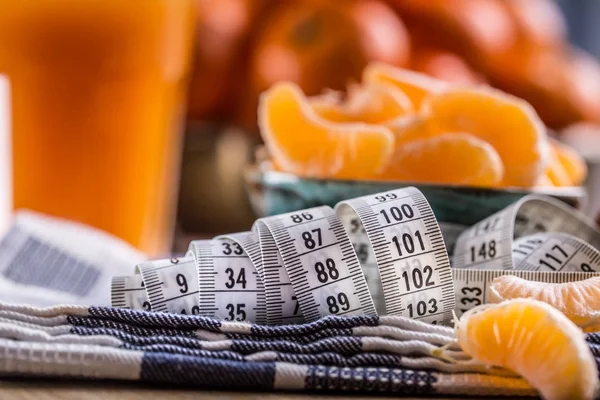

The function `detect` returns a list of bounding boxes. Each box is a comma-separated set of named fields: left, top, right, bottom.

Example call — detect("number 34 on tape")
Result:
left=111, top=187, right=600, bottom=326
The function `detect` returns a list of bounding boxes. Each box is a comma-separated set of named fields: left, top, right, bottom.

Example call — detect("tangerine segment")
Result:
left=546, top=144, right=572, bottom=187
left=551, top=139, right=587, bottom=186
left=457, top=299, right=598, bottom=400
left=421, top=87, right=548, bottom=187
left=385, top=116, right=433, bottom=148
left=346, top=83, right=414, bottom=123
left=258, top=82, right=394, bottom=179
left=378, top=133, right=504, bottom=187
left=363, top=62, right=448, bottom=109
left=310, top=82, right=413, bottom=124
left=489, top=275, right=600, bottom=332
left=535, top=173, right=555, bottom=187
left=310, top=100, right=348, bottom=123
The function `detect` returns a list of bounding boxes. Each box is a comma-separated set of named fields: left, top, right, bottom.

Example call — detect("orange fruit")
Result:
left=535, top=173, right=555, bottom=187
left=311, top=82, right=413, bottom=124
left=377, top=133, right=504, bottom=187
left=307, top=89, right=347, bottom=122
left=258, top=82, right=394, bottom=180
left=384, top=116, right=433, bottom=146
left=502, top=0, right=566, bottom=48
left=545, top=143, right=572, bottom=187
left=363, top=62, right=448, bottom=109
left=411, top=48, right=484, bottom=85
left=486, top=45, right=600, bottom=129
left=551, top=139, right=587, bottom=185
left=421, top=86, right=548, bottom=187
left=456, top=299, right=598, bottom=400
left=249, top=0, right=410, bottom=105
left=187, top=0, right=256, bottom=119
left=489, top=275, right=600, bottom=332
left=387, top=0, right=517, bottom=70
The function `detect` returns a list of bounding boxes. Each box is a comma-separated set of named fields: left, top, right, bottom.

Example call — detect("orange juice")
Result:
left=0, top=0, right=195, bottom=255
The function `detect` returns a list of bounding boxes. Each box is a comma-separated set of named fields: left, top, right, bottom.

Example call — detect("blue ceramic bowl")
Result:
left=245, top=166, right=586, bottom=227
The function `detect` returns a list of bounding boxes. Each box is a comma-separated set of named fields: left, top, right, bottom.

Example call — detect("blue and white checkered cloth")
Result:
left=0, top=301, right=547, bottom=397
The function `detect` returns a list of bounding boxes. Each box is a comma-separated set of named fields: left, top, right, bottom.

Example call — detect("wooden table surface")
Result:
left=0, top=379, right=448, bottom=400
left=0, top=379, right=535, bottom=399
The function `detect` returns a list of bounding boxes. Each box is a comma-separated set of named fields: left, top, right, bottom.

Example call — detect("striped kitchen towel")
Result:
left=0, top=301, right=541, bottom=397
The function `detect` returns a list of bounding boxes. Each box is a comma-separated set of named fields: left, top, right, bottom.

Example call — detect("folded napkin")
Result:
left=0, top=301, right=541, bottom=397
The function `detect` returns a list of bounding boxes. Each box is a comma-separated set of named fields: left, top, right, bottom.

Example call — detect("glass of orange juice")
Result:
left=0, top=0, right=196, bottom=256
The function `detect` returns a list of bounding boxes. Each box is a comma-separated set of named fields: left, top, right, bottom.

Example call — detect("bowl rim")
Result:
left=245, top=164, right=587, bottom=199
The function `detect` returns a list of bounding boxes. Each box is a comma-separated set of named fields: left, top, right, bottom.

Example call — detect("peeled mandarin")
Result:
left=377, top=133, right=504, bottom=187
left=310, top=96, right=349, bottom=123
left=345, top=82, right=414, bottom=123
left=489, top=275, right=600, bottom=332
left=310, top=82, right=413, bottom=124
left=545, top=144, right=573, bottom=186
left=457, top=299, right=598, bottom=400
left=258, top=82, right=394, bottom=180
left=551, top=139, right=587, bottom=186
left=421, top=86, right=549, bottom=187
left=535, top=173, right=555, bottom=187
left=384, top=116, right=433, bottom=148
left=363, top=62, right=448, bottom=109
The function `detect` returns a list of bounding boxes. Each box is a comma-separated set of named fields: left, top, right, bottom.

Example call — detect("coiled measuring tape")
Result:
left=111, top=187, right=600, bottom=326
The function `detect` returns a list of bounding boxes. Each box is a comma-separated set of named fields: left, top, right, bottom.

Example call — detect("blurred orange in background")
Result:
left=185, top=0, right=600, bottom=131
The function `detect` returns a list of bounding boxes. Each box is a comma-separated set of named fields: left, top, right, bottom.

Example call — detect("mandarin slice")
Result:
left=309, top=90, right=348, bottom=123
left=489, top=275, right=600, bottom=332
left=347, top=82, right=414, bottom=123
left=551, top=139, right=587, bottom=186
left=545, top=143, right=572, bottom=187
left=258, top=82, right=394, bottom=180
left=457, top=299, right=598, bottom=400
left=535, top=172, right=555, bottom=187
left=363, top=62, right=448, bottom=109
left=377, top=133, right=504, bottom=187
left=310, top=82, right=413, bottom=124
left=421, top=87, right=548, bottom=187
left=384, top=116, right=433, bottom=147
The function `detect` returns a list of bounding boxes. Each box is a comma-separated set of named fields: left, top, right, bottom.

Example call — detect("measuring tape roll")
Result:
left=110, top=187, right=600, bottom=327
left=188, top=239, right=267, bottom=324
left=252, top=220, right=304, bottom=325
left=255, top=206, right=376, bottom=324
left=511, top=232, right=600, bottom=272
left=453, top=195, right=600, bottom=270
left=335, top=187, right=455, bottom=325
left=110, top=274, right=149, bottom=311
left=137, top=257, right=199, bottom=314
left=215, top=232, right=267, bottom=324
left=449, top=194, right=600, bottom=317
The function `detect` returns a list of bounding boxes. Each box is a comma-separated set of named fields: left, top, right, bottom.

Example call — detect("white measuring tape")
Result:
left=111, top=187, right=600, bottom=325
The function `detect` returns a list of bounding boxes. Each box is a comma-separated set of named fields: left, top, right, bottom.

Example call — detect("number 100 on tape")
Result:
left=336, top=187, right=455, bottom=325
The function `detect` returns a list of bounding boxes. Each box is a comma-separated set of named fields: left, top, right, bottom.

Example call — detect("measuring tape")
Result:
left=111, top=187, right=600, bottom=326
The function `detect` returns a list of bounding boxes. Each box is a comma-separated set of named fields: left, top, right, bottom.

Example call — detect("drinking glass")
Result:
left=0, top=0, right=196, bottom=255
